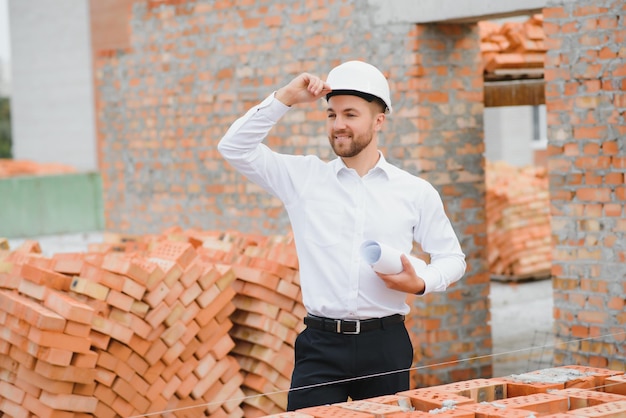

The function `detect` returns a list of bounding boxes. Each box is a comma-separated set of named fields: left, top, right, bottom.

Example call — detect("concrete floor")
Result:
left=7, top=232, right=555, bottom=379
left=490, top=278, right=554, bottom=377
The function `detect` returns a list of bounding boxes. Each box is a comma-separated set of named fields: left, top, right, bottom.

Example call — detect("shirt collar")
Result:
left=332, top=151, right=394, bottom=180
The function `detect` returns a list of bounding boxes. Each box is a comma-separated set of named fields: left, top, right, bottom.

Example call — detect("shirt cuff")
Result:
left=419, top=265, right=447, bottom=295
left=255, top=92, right=291, bottom=123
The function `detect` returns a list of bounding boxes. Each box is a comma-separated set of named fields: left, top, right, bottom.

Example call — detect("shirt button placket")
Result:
left=350, top=178, right=366, bottom=311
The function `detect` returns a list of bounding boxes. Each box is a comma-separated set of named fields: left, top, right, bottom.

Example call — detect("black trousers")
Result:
left=287, top=320, right=413, bottom=410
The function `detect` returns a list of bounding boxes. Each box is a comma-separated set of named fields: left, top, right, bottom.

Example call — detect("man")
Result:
left=218, top=60, right=466, bottom=409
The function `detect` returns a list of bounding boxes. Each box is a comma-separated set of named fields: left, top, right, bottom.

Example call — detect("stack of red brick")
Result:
left=273, top=366, right=626, bottom=418
left=0, top=160, right=77, bottom=178
left=479, top=14, right=546, bottom=75
left=0, top=228, right=304, bottom=417
left=486, top=161, right=552, bottom=280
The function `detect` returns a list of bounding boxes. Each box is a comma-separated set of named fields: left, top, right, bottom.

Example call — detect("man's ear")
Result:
left=374, top=112, right=386, bottom=131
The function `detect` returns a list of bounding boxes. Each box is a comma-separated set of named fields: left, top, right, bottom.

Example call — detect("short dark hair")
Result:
left=326, top=89, right=388, bottom=113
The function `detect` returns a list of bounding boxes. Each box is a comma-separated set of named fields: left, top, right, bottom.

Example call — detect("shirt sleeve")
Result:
left=414, top=185, right=467, bottom=295
left=217, top=93, right=297, bottom=202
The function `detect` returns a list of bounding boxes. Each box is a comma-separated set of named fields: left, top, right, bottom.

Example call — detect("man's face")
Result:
left=326, top=95, right=384, bottom=158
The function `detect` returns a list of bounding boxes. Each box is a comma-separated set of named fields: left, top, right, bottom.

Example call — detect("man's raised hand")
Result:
left=275, top=73, right=331, bottom=107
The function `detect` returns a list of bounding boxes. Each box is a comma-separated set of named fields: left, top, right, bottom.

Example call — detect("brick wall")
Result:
left=407, top=23, right=490, bottom=386
left=544, top=0, right=626, bottom=369
left=91, top=0, right=491, bottom=384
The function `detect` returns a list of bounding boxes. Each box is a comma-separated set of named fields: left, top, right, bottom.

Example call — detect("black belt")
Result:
left=304, top=314, right=405, bottom=335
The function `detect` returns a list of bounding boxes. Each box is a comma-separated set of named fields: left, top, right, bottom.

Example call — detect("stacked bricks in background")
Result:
left=485, top=161, right=552, bottom=279
left=91, top=0, right=492, bottom=384
left=273, top=366, right=626, bottom=418
left=543, top=1, right=626, bottom=370
left=0, top=160, right=77, bottom=178
left=195, top=232, right=306, bottom=416
left=479, top=14, right=546, bottom=75
left=407, top=21, right=491, bottom=386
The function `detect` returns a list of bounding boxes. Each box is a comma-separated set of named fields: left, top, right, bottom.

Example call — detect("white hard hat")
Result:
left=326, top=60, right=392, bottom=114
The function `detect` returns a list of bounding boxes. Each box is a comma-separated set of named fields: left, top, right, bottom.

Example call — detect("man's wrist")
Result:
left=275, top=88, right=295, bottom=107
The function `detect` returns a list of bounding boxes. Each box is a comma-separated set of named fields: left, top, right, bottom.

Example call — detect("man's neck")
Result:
left=342, top=149, right=381, bottom=177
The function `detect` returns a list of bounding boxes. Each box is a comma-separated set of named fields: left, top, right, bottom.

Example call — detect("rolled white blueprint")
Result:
left=360, top=240, right=427, bottom=275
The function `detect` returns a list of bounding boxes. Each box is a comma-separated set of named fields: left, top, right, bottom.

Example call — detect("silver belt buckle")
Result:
left=337, top=319, right=360, bottom=334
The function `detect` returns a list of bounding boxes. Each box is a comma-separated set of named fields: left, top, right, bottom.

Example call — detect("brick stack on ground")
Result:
left=479, top=14, right=546, bottom=75
left=0, top=229, right=305, bottom=417
left=0, top=160, right=77, bottom=178
left=486, top=161, right=552, bottom=281
left=267, top=365, right=626, bottom=418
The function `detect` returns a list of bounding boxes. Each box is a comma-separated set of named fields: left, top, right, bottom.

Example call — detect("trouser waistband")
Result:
left=304, top=314, right=405, bottom=335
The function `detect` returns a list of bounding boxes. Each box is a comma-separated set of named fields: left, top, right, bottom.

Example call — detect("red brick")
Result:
left=94, top=367, right=116, bottom=387
left=34, top=358, right=96, bottom=384
left=297, top=404, right=375, bottom=418
left=16, top=363, right=74, bottom=393
left=237, top=281, right=295, bottom=311
left=459, top=403, right=539, bottom=418
left=0, top=379, right=26, bottom=405
left=395, top=388, right=475, bottom=412
left=101, top=253, right=150, bottom=284
left=63, top=319, right=91, bottom=338
left=163, top=280, right=184, bottom=305
left=162, top=340, right=186, bottom=365
left=80, top=263, right=124, bottom=292
left=494, top=393, right=570, bottom=415
left=22, top=393, right=74, bottom=418
left=36, top=346, right=74, bottom=367
left=17, top=279, right=49, bottom=300
left=550, top=388, right=626, bottom=409
left=149, top=240, right=197, bottom=269
left=39, top=390, right=98, bottom=413
left=106, top=288, right=134, bottom=312
left=70, top=276, right=110, bottom=300
left=51, top=255, right=84, bottom=275
left=144, top=299, right=172, bottom=328
left=44, top=290, right=95, bottom=324
left=72, top=350, right=98, bottom=369
left=19, top=263, right=72, bottom=291
left=0, top=397, right=29, bottom=418
left=432, top=378, right=507, bottom=402
left=605, top=375, right=626, bottom=396
left=28, top=327, right=91, bottom=353
left=336, top=400, right=409, bottom=416
left=180, top=281, right=202, bottom=306
left=196, top=285, right=236, bottom=327
left=0, top=289, right=66, bottom=331
left=566, top=400, right=626, bottom=418
left=559, top=366, right=624, bottom=387
left=143, top=281, right=170, bottom=308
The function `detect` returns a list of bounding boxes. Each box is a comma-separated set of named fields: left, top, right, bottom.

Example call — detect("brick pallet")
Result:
left=486, top=161, right=552, bottom=282
left=0, top=229, right=304, bottom=417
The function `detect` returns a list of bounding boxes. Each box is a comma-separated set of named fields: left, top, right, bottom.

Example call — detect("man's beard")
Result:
left=329, top=129, right=374, bottom=158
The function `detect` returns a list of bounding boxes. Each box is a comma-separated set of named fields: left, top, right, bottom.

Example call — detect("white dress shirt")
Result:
left=218, top=94, right=466, bottom=319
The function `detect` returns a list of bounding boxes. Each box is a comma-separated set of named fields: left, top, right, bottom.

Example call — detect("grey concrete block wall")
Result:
left=9, top=0, right=97, bottom=172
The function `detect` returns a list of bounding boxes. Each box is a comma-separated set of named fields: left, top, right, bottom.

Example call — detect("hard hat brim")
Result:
left=326, top=89, right=390, bottom=113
